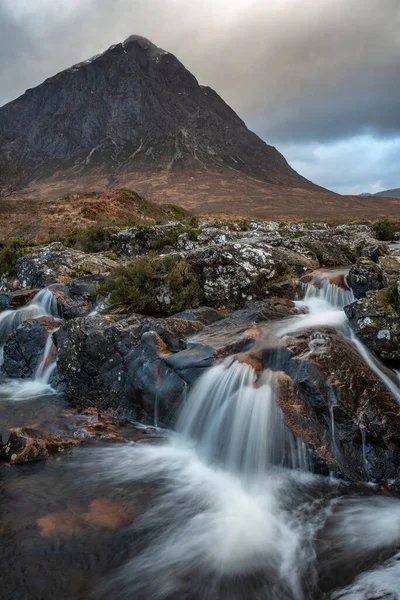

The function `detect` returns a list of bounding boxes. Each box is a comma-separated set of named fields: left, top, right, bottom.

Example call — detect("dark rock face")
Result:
left=3, top=316, right=59, bottom=378
left=0, top=36, right=317, bottom=197
left=48, top=275, right=105, bottom=319
left=345, top=292, right=400, bottom=362
left=54, top=299, right=297, bottom=425
left=347, top=257, right=387, bottom=299
left=259, top=329, right=400, bottom=482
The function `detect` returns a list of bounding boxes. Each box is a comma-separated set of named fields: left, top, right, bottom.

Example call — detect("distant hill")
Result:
left=360, top=188, right=400, bottom=199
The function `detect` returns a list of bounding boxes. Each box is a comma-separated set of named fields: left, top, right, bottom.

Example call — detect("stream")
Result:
left=1, top=272, right=400, bottom=599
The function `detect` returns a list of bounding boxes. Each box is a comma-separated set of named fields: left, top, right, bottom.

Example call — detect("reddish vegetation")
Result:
left=2, top=176, right=400, bottom=244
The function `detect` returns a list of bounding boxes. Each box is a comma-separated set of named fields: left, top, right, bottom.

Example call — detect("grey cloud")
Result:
left=0, top=0, right=399, bottom=192
left=1, top=0, right=399, bottom=144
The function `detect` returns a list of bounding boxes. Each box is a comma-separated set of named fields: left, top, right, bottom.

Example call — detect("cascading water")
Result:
left=0, top=288, right=59, bottom=366
left=177, top=358, right=309, bottom=475
left=0, top=289, right=60, bottom=399
left=82, top=269, right=400, bottom=599
left=2, top=270, right=400, bottom=600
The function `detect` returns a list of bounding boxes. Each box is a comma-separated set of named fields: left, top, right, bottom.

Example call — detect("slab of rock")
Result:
left=1, top=427, right=81, bottom=464
left=17, top=242, right=118, bottom=288
left=345, top=292, right=400, bottom=362
left=112, top=222, right=186, bottom=257
left=347, top=257, right=387, bottom=299
left=3, top=316, right=59, bottom=378
left=254, top=328, right=400, bottom=481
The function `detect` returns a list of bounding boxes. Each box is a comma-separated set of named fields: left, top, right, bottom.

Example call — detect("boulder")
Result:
left=345, top=291, right=400, bottom=362
left=245, top=328, right=400, bottom=481
left=47, top=275, right=105, bottom=319
left=16, top=242, right=117, bottom=288
left=347, top=257, right=387, bottom=298
left=186, top=239, right=311, bottom=308
left=112, top=222, right=186, bottom=257
left=55, top=298, right=297, bottom=424
left=0, top=427, right=81, bottom=464
left=2, top=316, right=60, bottom=378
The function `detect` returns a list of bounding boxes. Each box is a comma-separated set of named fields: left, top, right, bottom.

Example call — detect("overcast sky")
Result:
left=1, top=0, right=399, bottom=194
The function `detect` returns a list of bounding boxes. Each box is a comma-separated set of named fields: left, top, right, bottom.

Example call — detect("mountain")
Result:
left=373, top=188, right=400, bottom=199
left=0, top=35, right=327, bottom=206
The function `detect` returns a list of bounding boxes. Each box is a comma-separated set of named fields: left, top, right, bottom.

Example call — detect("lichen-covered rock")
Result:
left=2, top=316, right=59, bottom=378
left=112, top=222, right=186, bottom=257
left=282, top=226, right=387, bottom=267
left=0, top=427, right=82, bottom=464
left=347, top=257, right=387, bottom=298
left=16, top=242, right=117, bottom=288
left=186, top=239, right=311, bottom=308
left=345, top=290, right=400, bottom=362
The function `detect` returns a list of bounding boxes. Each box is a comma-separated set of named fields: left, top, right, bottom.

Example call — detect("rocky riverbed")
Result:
left=1, top=217, right=400, bottom=599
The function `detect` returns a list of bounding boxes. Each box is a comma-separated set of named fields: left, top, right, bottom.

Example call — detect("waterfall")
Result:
left=301, top=279, right=355, bottom=309
left=0, top=289, right=60, bottom=399
left=0, top=288, right=59, bottom=366
left=177, top=358, right=310, bottom=476
left=34, top=331, right=58, bottom=385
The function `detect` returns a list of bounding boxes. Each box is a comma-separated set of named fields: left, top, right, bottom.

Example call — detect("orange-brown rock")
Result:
left=1, top=427, right=82, bottom=464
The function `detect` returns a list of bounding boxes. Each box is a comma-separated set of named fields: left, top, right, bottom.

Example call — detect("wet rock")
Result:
left=71, top=407, right=150, bottom=443
left=16, top=242, right=117, bottom=288
left=172, top=306, right=228, bottom=325
left=47, top=275, right=105, bottom=319
left=2, top=316, right=59, bottom=378
left=270, top=329, right=400, bottom=481
left=345, top=291, right=400, bottom=362
left=55, top=299, right=296, bottom=423
left=37, top=498, right=133, bottom=537
left=0, top=289, right=40, bottom=311
left=347, top=257, right=387, bottom=299
left=0, top=427, right=81, bottom=464
left=54, top=315, right=143, bottom=412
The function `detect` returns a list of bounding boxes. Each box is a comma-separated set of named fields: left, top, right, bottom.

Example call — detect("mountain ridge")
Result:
left=0, top=34, right=325, bottom=201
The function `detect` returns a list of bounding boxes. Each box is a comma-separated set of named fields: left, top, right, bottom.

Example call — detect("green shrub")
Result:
left=0, top=240, right=31, bottom=276
left=99, top=255, right=204, bottom=316
left=372, top=219, right=400, bottom=241
left=64, top=225, right=119, bottom=253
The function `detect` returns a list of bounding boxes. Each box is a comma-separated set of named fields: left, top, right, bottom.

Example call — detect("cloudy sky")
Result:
left=1, top=0, right=399, bottom=194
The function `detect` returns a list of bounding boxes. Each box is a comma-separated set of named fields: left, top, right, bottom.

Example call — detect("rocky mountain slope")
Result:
left=0, top=35, right=322, bottom=201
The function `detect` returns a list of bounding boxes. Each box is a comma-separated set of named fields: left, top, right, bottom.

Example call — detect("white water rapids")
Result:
left=83, top=274, right=400, bottom=599
left=0, top=275, right=400, bottom=598
left=0, top=288, right=60, bottom=399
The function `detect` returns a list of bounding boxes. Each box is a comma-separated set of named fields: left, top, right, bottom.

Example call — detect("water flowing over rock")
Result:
left=2, top=316, right=59, bottom=378
left=0, top=288, right=59, bottom=365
